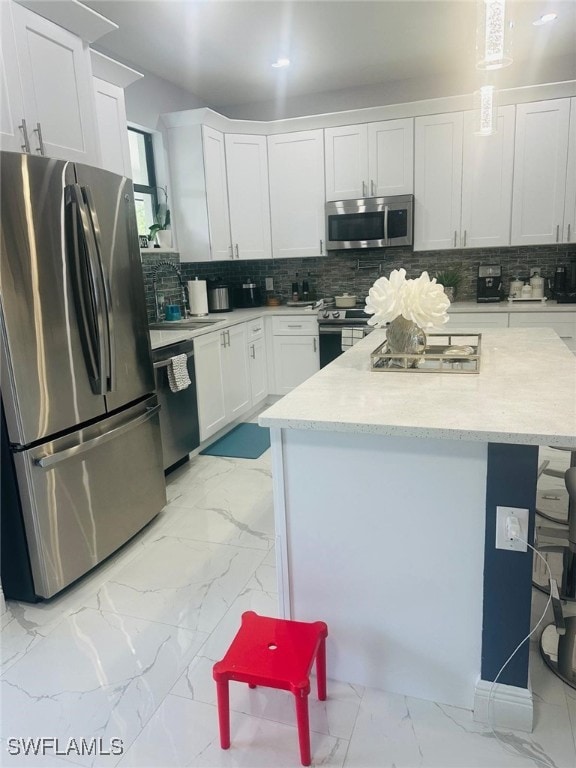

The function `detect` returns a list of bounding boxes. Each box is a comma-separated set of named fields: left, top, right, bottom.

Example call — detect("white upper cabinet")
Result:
left=10, top=1, right=98, bottom=163
left=563, top=97, right=576, bottom=244
left=225, top=133, right=272, bottom=260
left=90, top=50, right=142, bottom=177
left=92, top=78, right=130, bottom=176
left=511, top=99, right=571, bottom=246
left=203, top=126, right=233, bottom=260
left=461, top=106, right=515, bottom=249
left=414, top=112, right=463, bottom=251
left=268, top=129, right=326, bottom=258
left=325, top=119, right=413, bottom=201
left=367, top=119, right=414, bottom=197
left=0, top=1, right=27, bottom=153
left=325, top=124, right=368, bottom=200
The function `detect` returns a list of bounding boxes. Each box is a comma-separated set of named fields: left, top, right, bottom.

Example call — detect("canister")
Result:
left=530, top=272, right=545, bottom=299
left=509, top=278, right=524, bottom=298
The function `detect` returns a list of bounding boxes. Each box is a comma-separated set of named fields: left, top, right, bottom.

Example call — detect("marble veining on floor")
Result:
left=1, top=438, right=576, bottom=767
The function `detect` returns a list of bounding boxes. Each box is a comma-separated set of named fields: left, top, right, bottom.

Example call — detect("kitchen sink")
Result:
left=149, top=317, right=225, bottom=331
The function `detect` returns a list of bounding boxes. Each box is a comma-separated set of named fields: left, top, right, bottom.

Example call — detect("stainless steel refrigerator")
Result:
left=0, top=151, right=166, bottom=602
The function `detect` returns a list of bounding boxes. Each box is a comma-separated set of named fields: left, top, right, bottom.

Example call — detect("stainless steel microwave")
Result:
left=325, top=194, right=413, bottom=250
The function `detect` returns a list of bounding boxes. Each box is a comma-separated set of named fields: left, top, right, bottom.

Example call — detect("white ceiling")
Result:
left=86, top=0, right=576, bottom=110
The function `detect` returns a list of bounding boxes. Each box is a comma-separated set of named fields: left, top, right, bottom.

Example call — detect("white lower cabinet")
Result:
left=442, top=312, right=509, bottom=331
left=270, top=316, right=319, bottom=395
left=247, top=320, right=267, bottom=405
left=195, top=324, right=251, bottom=442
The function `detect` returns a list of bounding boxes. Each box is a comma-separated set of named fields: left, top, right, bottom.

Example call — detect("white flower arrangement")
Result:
left=365, top=268, right=451, bottom=329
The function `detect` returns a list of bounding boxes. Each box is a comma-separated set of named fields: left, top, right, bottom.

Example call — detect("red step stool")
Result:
left=213, top=611, right=328, bottom=766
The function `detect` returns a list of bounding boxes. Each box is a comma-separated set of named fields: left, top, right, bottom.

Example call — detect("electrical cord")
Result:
left=487, top=532, right=553, bottom=766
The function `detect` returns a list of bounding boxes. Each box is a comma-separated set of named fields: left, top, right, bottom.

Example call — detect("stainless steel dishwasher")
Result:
left=152, top=339, right=200, bottom=472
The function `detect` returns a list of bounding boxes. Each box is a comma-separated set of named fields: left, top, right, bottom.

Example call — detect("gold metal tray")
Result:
left=370, top=333, right=481, bottom=373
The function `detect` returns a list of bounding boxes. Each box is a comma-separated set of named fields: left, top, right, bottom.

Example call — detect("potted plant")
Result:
left=148, top=186, right=171, bottom=249
left=434, top=267, right=462, bottom=302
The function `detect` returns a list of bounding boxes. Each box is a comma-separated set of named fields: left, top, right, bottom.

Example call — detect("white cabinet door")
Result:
left=0, top=1, right=27, bottom=153
left=563, top=97, right=576, bottom=244
left=92, top=77, right=131, bottom=176
left=461, top=106, right=515, bottom=249
left=248, top=336, right=267, bottom=405
left=203, top=126, right=233, bottom=260
left=268, top=129, right=325, bottom=258
left=325, top=124, right=368, bottom=201
left=511, top=99, right=571, bottom=246
left=222, top=324, right=251, bottom=420
left=272, top=336, right=319, bottom=395
left=414, top=112, right=463, bottom=250
left=12, top=2, right=98, bottom=163
left=368, top=118, right=414, bottom=197
left=194, top=331, right=227, bottom=442
left=225, top=133, right=272, bottom=260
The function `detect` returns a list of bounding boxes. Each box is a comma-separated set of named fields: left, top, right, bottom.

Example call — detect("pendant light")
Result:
left=476, top=0, right=513, bottom=70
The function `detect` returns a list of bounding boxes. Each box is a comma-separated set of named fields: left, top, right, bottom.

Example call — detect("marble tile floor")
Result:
left=1, top=440, right=576, bottom=767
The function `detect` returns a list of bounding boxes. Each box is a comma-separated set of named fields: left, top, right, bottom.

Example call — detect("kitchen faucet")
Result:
left=152, top=260, right=189, bottom=321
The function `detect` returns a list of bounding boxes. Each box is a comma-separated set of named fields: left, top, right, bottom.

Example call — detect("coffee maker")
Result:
left=554, top=262, right=576, bottom=303
left=476, top=265, right=502, bottom=303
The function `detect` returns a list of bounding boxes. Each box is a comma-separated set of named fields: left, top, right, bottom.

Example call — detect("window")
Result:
left=128, top=127, right=158, bottom=237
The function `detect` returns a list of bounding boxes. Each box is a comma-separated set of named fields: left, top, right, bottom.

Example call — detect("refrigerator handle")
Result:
left=67, top=184, right=107, bottom=396
left=82, top=185, right=115, bottom=393
left=35, top=405, right=161, bottom=469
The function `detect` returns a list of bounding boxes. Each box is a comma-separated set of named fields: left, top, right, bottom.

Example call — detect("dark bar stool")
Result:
left=539, top=467, right=576, bottom=689
left=535, top=447, right=573, bottom=525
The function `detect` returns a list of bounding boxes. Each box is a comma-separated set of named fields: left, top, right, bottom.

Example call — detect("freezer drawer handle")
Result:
left=35, top=405, right=161, bottom=469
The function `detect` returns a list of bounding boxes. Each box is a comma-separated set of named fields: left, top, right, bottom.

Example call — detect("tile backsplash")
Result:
left=141, top=244, right=576, bottom=322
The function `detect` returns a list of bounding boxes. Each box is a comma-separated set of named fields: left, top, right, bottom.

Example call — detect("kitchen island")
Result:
left=259, top=327, right=576, bottom=731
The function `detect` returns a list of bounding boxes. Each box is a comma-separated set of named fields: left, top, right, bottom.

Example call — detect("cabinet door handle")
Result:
left=453, top=230, right=457, bottom=248
left=371, top=180, right=375, bottom=196
left=235, top=244, right=239, bottom=259
left=362, top=180, right=366, bottom=197
left=568, top=224, right=572, bottom=242
left=463, top=230, right=467, bottom=247
left=226, top=330, right=231, bottom=346
left=33, top=122, right=45, bottom=155
left=320, top=239, right=323, bottom=255
left=229, top=244, right=233, bottom=259
left=250, top=343, right=255, bottom=359
left=556, top=224, right=560, bottom=243
left=313, top=337, right=317, bottom=353
left=19, top=118, right=31, bottom=153
left=221, top=331, right=227, bottom=347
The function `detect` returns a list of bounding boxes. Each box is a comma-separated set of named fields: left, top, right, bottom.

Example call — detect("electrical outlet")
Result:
left=265, top=277, right=274, bottom=291
left=529, top=266, right=542, bottom=277
left=495, top=506, right=529, bottom=552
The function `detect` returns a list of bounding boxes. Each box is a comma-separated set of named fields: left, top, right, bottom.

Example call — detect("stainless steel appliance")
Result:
left=476, top=265, right=502, bottom=303
left=152, top=339, right=199, bottom=472
left=318, top=304, right=373, bottom=367
left=0, top=151, right=166, bottom=602
left=207, top=280, right=232, bottom=312
left=325, top=195, right=413, bottom=251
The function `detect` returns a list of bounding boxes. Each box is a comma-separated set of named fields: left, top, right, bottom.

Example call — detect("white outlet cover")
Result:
left=265, top=277, right=274, bottom=291
left=529, top=266, right=542, bottom=277
left=495, top=506, right=529, bottom=552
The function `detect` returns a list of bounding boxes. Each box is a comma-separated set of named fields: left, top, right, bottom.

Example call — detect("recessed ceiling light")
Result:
left=533, top=13, right=558, bottom=26
left=271, top=58, right=290, bottom=68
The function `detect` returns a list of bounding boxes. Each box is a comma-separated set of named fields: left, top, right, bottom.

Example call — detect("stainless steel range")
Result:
left=317, top=304, right=374, bottom=367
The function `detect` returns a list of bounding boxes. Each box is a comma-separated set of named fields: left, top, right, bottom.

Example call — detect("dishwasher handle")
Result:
left=153, top=350, right=194, bottom=370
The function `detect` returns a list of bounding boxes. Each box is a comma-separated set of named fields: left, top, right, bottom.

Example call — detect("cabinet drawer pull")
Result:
left=252, top=327, right=262, bottom=333
left=19, top=118, right=31, bottom=153
left=33, top=122, right=45, bottom=155
left=250, top=344, right=255, bottom=358
left=287, top=324, right=302, bottom=328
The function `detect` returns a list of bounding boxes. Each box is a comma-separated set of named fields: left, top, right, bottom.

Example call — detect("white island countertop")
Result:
left=259, top=327, right=576, bottom=447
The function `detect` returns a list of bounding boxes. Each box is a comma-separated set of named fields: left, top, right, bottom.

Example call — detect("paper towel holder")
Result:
left=187, top=277, right=209, bottom=316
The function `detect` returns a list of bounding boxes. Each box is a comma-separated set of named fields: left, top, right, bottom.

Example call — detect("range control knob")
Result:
left=332, top=311, right=340, bottom=319
left=322, top=310, right=330, bottom=319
